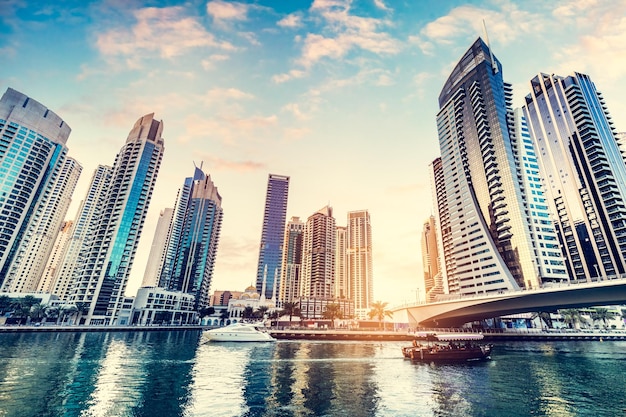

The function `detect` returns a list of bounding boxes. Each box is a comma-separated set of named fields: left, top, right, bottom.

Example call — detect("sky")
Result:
left=2, top=0, right=626, bottom=307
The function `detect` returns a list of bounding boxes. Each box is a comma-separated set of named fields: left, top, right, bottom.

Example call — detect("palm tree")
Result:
left=0, top=295, right=11, bottom=315
left=255, top=305, right=269, bottom=319
left=590, top=308, right=614, bottom=329
left=322, top=303, right=343, bottom=328
left=45, top=306, right=60, bottom=324
left=242, top=306, right=255, bottom=320
left=30, top=303, right=47, bottom=323
left=368, top=301, right=393, bottom=330
left=280, top=302, right=301, bottom=324
left=531, top=311, right=554, bottom=329
left=59, top=305, right=78, bottom=325
left=559, top=309, right=586, bottom=329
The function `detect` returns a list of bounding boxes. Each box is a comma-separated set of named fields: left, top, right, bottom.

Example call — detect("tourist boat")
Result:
left=402, top=333, right=492, bottom=362
left=203, top=322, right=276, bottom=342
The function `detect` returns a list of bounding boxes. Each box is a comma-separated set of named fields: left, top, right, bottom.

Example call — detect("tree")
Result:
left=0, top=295, right=11, bottom=315
left=255, top=305, right=269, bottom=319
left=242, top=306, right=255, bottom=320
left=531, top=311, right=554, bottom=329
left=368, top=301, right=393, bottom=330
left=60, top=305, right=78, bottom=325
left=199, top=307, right=215, bottom=318
left=280, top=302, right=301, bottom=324
left=322, top=303, right=343, bottom=328
left=45, top=306, right=60, bottom=324
left=30, top=303, right=47, bottom=323
left=590, top=308, right=614, bottom=328
left=559, top=309, right=586, bottom=329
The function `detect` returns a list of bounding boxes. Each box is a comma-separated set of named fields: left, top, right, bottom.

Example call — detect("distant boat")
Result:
left=203, top=322, right=276, bottom=342
left=402, top=333, right=492, bottom=362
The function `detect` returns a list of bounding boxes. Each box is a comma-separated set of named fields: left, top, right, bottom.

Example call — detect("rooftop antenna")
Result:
left=482, top=20, right=499, bottom=74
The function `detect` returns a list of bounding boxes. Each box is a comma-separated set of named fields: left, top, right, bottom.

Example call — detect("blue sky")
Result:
left=3, top=0, right=626, bottom=306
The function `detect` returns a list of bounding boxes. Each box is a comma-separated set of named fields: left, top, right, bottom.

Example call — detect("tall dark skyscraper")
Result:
left=523, top=72, right=626, bottom=280
left=432, top=38, right=567, bottom=297
left=255, top=174, right=290, bottom=299
left=71, top=114, right=164, bottom=325
left=159, top=164, right=223, bottom=309
left=0, top=88, right=72, bottom=288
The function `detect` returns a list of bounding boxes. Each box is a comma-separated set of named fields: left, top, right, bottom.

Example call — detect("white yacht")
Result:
left=203, top=323, right=276, bottom=342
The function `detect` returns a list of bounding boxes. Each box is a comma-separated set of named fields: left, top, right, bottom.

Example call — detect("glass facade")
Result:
left=523, top=72, right=626, bottom=280
left=161, top=166, right=223, bottom=310
left=73, top=114, right=164, bottom=325
left=255, top=174, right=290, bottom=299
left=433, top=38, right=565, bottom=296
left=0, top=88, right=71, bottom=288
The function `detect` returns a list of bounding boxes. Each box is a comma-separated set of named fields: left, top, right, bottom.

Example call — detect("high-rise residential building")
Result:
left=141, top=208, right=174, bottom=288
left=433, top=38, right=568, bottom=296
left=70, top=114, right=164, bottom=325
left=334, top=226, right=347, bottom=299
left=160, top=165, right=223, bottom=309
left=38, top=220, right=74, bottom=294
left=421, top=215, right=443, bottom=302
left=429, top=157, right=453, bottom=294
left=255, top=174, right=289, bottom=299
left=2, top=156, right=82, bottom=293
left=347, top=210, right=372, bottom=317
left=523, top=72, right=626, bottom=280
left=0, top=88, right=71, bottom=288
left=278, top=216, right=304, bottom=305
left=54, top=165, right=112, bottom=301
left=301, top=206, right=336, bottom=299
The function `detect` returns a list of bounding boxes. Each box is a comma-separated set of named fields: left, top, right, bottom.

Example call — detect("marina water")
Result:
left=0, top=330, right=624, bottom=416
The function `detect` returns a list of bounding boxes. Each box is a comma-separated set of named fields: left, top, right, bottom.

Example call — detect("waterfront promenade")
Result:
left=2, top=323, right=625, bottom=341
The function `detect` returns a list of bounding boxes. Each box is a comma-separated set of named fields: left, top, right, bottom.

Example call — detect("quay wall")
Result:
left=1, top=325, right=625, bottom=342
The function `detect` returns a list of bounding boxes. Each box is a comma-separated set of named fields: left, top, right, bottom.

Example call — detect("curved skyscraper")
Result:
left=433, top=38, right=567, bottom=296
left=0, top=88, right=72, bottom=289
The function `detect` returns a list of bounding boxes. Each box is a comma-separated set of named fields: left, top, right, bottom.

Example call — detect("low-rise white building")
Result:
left=132, top=287, right=197, bottom=325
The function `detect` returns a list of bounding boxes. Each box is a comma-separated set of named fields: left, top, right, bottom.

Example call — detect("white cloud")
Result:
left=373, top=0, right=390, bottom=11
left=274, top=0, right=401, bottom=81
left=206, top=0, right=249, bottom=25
left=201, top=54, right=230, bottom=70
left=95, top=6, right=234, bottom=66
left=417, top=2, right=546, bottom=47
left=202, top=87, right=254, bottom=105
left=272, top=69, right=307, bottom=84
left=277, top=13, right=302, bottom=28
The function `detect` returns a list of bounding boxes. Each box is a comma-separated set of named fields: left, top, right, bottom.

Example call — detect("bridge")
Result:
left=391, top=275, right=626, bottom=328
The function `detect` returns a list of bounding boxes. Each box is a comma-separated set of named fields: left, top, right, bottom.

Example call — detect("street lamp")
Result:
left=593, top=264, right=600, bottom=281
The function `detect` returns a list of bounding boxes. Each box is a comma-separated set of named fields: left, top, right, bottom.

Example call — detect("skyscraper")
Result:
left=55, top=165, right=112, bottom=301
left=523, top=72, right=626, bottom=280
left=433, top=38, right=567, bottom=296
left=141, top=208, right=174, bottom=288
left=301, top=206, right=336, bottom=299
left=347, top=210, right=372, bottom=317
left=255, top=174, right=289, bottom=299
left=0, top=88, right=72, bottom=288
left=2, top=156, right=81, bottom=293
left=421, top=215, right=443, bottom=302
left=160, top=165, right=223, bottom=309
left=38, top=220, right=74, bottom=294
left=279, top=216, right=304, bottom=305
left=335, top=225, right=347, bottom=299
left=71, top=114, right=164, bottom=325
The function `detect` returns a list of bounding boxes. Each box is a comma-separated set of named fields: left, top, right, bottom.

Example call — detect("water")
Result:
left=0, top=331, right=625, bottom=417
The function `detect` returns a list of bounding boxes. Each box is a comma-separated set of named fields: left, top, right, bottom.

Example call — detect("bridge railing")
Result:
left=392, top=272, right=626, bottom=310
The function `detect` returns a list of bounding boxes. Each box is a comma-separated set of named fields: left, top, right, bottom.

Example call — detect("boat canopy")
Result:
left=435, top=333, right=484, bottom=341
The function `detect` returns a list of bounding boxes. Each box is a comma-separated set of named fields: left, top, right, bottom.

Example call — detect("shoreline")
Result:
left=2, top=324, right=626, bottom=341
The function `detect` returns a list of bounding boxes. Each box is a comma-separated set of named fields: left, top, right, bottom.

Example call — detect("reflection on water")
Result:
left=1, top=332, right=625, bottom=416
